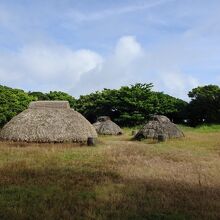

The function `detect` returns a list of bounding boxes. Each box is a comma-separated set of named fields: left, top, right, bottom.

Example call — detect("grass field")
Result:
left=0, top=125, right=219, bottom=220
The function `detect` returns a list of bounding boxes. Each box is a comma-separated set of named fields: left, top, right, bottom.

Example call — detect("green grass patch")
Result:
left=179, top=124, right=220, bottom=133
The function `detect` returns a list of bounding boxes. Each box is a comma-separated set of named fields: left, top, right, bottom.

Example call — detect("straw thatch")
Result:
left=93, top=116, right=123, bottom=135
left=0, top=101, right=97, bottom=143
left=134, top=115, right=184, bottom=140
left=29, top=101, right=70, bottom=109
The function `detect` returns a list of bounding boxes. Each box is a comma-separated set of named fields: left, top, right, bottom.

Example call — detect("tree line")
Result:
left=0, top=83, right=219, bottom=127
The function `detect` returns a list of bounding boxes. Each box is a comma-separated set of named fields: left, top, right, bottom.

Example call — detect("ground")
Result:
left=0, top=125, right=220, bottom=220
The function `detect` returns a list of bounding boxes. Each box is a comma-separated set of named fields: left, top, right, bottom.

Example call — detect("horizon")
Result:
left=0, top=0, right=220, bottom=100
left=1, top=82, right=192, bottom=102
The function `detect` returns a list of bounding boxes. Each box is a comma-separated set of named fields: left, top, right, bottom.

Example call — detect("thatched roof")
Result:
left=0, top=101, right=97, bottom=143
left=134, top=115, right=184, bottom=140
left=29, top=101, right=70, bottom=109
left=93, top=116, right=123, bottom=135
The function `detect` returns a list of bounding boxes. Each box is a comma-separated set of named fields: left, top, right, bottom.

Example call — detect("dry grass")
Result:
left=0, top=126, right=219, bottom=219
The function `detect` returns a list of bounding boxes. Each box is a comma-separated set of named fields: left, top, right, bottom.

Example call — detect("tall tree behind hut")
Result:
left=187, top=85, right=220, bottom=126
left=29, top=91, right=76, bottom=108
left=76, top=83, right=187, bottom=126
left=0, top=85, right=35, bottom=127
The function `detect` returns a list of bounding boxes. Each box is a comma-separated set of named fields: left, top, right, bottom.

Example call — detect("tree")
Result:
left=47, top=91, right=76, bottom=108
left=187, top=85, right=220, bottom=126
left=154, top=92, right=188, bottom=123
left=29, top=91, right=76, bottom=108
left=28, top=91, right=50, bottom=100
left=0, top=85, right=35, bottom=127
left=0, top=83, right=188, bottom=128
left=76, top=83, right=187, bottom=126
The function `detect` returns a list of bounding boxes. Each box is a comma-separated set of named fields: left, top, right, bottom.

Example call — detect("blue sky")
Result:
left=0, top=0, right=220, bottom=99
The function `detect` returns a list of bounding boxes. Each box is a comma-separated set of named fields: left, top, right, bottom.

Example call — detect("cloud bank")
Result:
left=0, top=36, right=199, bottom=99
left=0, top=0, right=219, bottom=100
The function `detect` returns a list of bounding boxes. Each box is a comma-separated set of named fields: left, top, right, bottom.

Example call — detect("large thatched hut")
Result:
left=0, top=101, right=97, bottom=143
left=93, top=116, right=123, bottom=135
left=134, top=115, right=184, bottom=140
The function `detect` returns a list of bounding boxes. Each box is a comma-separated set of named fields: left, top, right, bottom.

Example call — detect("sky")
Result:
left=0, top=0, right=220, bottom=100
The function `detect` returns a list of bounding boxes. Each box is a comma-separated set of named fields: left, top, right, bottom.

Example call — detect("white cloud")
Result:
left=158, top=71, right=199, bottom=98
left=74, top=36, right=198, bottom=99
left=19, top=45, right=102, bottom=80
left=114, top=36, right=143, bottom=64
left=0, top=0, right=219, bottom=101
left=0, top=35, right=199, bottom=99
left=0, top=43, right=102, bottom=92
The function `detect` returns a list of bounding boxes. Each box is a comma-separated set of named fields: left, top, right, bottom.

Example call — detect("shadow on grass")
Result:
left=0, top=164, right=219, bottom=220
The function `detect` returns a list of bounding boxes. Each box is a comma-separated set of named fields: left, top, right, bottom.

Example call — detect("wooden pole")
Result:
left=158, top=134, right=167, bottom=142
left=87, top=137, right=95, bottom=146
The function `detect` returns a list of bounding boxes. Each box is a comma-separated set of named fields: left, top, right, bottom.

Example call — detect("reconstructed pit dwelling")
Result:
left=135, top=115, right=184, bottom=140
left=93, top=116, right=123, bottom=135
left=0, top=101, right=97, bottom=143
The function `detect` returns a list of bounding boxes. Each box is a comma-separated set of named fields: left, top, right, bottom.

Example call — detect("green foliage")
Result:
left=47, top=91, right=76, bottom=108
left=187, top=85, right=220, bottom=126
left=76, top=83, right=187, bottom=126
left=0, top=86, right=76, bottom=127
left=28, top=91, right=49, bottom=100
left=5, top=83, right=220, bottom=128
left=29, top=91, right=76, bottom=108
left=0, top=85, right=35, bottom=127
left=153, top=92, right=188, bottom=123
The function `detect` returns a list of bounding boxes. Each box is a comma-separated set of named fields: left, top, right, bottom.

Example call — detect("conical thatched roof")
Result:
left=93, top=116, right=123, bottom=135
left=134, top=115, right=184, bottom=140
left=0, top=101, right=97, bottom=143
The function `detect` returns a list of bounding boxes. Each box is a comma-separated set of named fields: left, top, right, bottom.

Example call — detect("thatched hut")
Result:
left=0, top=101, right=97, bottom=143
left=134, top=115, right=184, bottom=140
left=93, top=116, right=123, bottom=135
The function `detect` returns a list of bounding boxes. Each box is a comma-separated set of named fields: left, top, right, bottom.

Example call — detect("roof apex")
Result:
left=29, top=101, right=70, bottom=109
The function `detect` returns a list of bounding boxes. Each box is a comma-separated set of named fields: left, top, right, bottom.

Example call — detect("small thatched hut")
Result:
left=0, top=101, right=97, bottom=143
left=134, top=115, right=184, bottom=140
left=93, top=116, right=123, bottom=135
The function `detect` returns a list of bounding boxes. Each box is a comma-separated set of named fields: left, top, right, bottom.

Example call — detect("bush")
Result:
left=0, top=85, right=35, bottom=127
